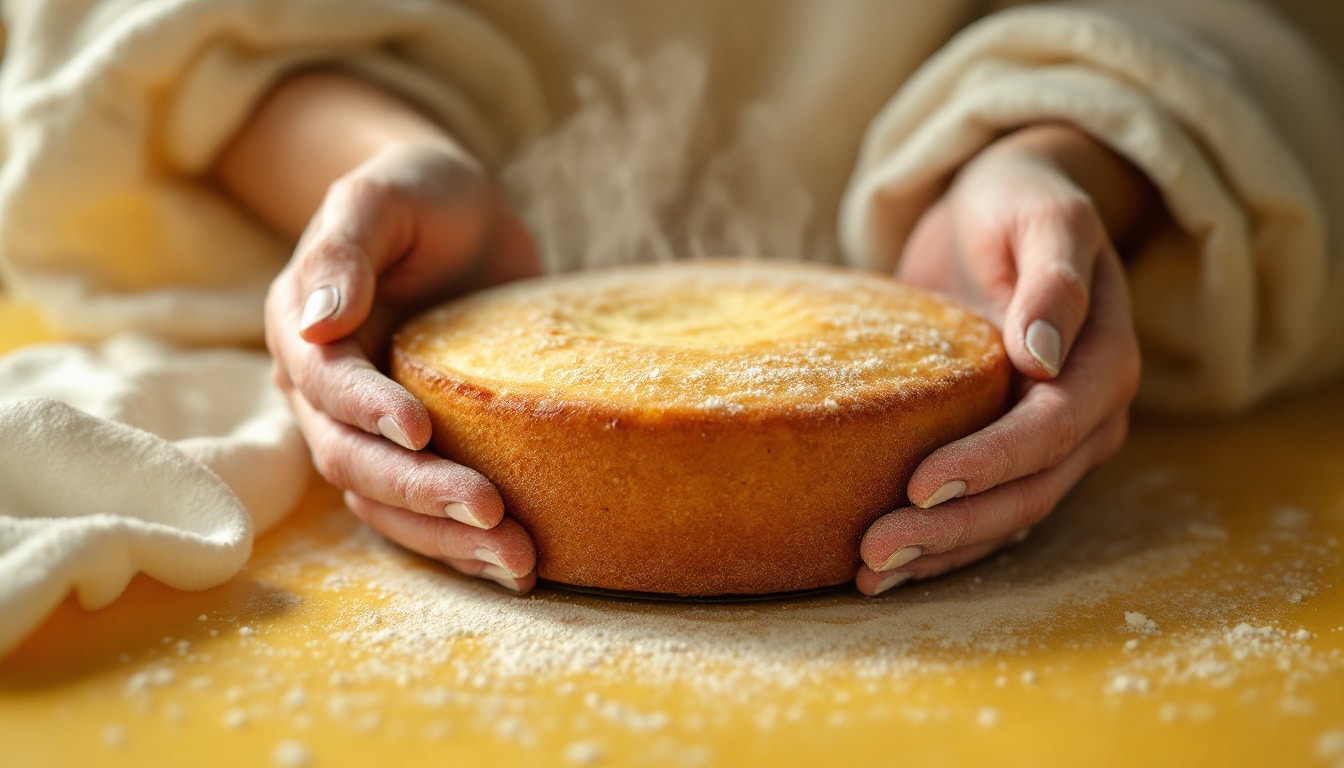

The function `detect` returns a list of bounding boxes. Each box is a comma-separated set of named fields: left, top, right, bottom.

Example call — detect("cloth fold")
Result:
left=0, top=337, right=308, bottom=656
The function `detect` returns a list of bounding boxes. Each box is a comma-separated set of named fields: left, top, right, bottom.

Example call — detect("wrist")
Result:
left=213, top=69, right=464, bottom=240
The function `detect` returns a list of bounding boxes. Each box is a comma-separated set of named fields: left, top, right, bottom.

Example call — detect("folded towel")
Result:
left=0, top=336, right=308, bottom=655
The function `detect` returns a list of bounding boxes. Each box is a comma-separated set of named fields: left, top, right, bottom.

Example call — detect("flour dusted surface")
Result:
left=33, top=381, right=1342, bottom=766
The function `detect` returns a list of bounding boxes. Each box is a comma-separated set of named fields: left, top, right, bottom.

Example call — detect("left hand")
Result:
left=855, top=124, right=1148, bottom=595
left=265, top=141, right=542, bottom=593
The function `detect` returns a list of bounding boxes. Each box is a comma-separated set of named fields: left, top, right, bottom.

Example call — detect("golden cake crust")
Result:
left=391, top=259, right=1011, bottom=596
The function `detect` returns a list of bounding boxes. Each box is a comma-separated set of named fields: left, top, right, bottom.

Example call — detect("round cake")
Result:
left=390, top=259, right=1010, bottom=596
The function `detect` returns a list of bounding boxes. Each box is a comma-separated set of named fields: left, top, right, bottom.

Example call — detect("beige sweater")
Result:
left=1, top=0, right=1342, bottom=413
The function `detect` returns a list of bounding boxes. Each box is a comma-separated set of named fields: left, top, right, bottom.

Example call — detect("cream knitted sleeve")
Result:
left=0, top=0, right=546, bottom=344
left=840, top=0, right=1344, bottom=414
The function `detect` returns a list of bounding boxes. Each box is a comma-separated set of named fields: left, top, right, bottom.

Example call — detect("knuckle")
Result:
left=948, top=510, right=979, bottom=551
left=972, top=427, right=1019, bottom=490
left=301, top=235, right=362, bottom=274
left=1007, top=476, right=1056, bottom=530
left=1043, top=262, right=1091, bottom=319
left=1027, top=192, right=1099, bottom=239
left=389, top=460, right=438, bottom=514
left=312, top=445, right=352, bottom=491
left=289, top=350, right=323, bottom=399
left=339, top=365, right=389, bottom=429
left=330, top=174, right=394, bottom=211
left=434, top=520, right=468, bottom=560
left=1054, top=194, right=1098, bottom=234
left=386, top=462, right=418, bottom=504
left=1034, top=392, right=1080, bottom=468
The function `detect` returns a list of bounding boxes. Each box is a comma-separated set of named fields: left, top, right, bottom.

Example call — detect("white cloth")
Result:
left=0, top=337, right=308, bottom=656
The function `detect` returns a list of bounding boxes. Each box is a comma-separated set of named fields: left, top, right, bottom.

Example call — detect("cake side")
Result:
left=389, top=260, right=1011, bottom=595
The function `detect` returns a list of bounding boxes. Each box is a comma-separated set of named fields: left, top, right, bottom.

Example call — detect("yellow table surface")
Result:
left=1, top=297, right=1341, bottom=768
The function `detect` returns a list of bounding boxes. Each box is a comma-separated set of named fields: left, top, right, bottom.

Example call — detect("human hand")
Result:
left=856, top=125, right=1149, bottom=595
left=266, top=140, right=542, bottom=593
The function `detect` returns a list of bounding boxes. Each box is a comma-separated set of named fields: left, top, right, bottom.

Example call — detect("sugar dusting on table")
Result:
left=98, top=462, right=1343, bottom=763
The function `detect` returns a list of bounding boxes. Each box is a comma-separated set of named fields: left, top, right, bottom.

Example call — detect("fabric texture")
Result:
left=0, top=337, right=308, bottom=656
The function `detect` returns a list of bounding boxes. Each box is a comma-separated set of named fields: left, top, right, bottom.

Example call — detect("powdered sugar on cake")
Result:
left=398, top=261, right=999, bottom=412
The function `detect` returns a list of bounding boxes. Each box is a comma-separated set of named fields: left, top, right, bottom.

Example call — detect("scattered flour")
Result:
left=1105, top=621, right=1335, bottom=693
left=101, top=724, right=127, bottom=750
left=223, top=709, right=248, bottom=730
left=96, top=460, right=1341, bottom=754
left=1318, top=729, right=1344, bottom=768
left=564, top=740, right=606, bottom=765
left=1107, top=674, right=1151, bottom=695
left=177, top=463, right=1337, bottom=734
left=297, top=523, right=1170, bottom=696
left=272, top=739, right=311, bottom=768
left=1124, top=612, right=1160, bottom=635
left=283, top=688, right=309, bottom=711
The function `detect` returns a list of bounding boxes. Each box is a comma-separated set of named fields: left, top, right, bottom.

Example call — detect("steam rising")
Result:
left=502, top=45, right=822, bottom=273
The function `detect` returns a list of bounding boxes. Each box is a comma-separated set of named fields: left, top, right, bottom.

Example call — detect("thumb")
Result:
left=1002, top=198, right=1103, bottom=380
left=295, top=178, right=408, bottom=344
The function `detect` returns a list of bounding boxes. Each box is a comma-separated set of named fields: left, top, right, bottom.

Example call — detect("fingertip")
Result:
left=297, top=283, right=368, bottom=344
left=294, top=235, right=377, bottom=344
left=448, top=558, right=537, bottom=594
left=914, top=479, right=966, bottom=509
left=371, top=386, right=433, bottom=451
left=858, top=512, right=904, bottom=572
left=906, top=443, right=977, bottom=509
left=1024, top=318, right=1062, bottom=378
left=299, top=285, right=340, bottom=335
left=855, top=565, right=914, bottom=597
left=1002, top=317, right=1061, bottom=382
left=437, top=463, right=507, bottom=528
left=473, top=546, right=533, bottom=581
left=443, top=501, right=493, bottom=529
left=377, top=414, right=417, bottom=451
left=1004, top=237, right=1096, bottom=381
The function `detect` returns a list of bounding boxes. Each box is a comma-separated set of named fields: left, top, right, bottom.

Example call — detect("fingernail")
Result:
left=474, top=547, right=527, bottom=578
left=480, top=564, right=523, bottom=593
left=300, top=285, right=339, bottom=331
left=918, top=480, right=966, bottom=509
left=474, top=547, right=506, bottom=568
left=879, top=545, right=923, bottom=572
left=1026, top=319, right=1062, bottom=377
left=444, top=502, right=489, bottom=529
left=377, top=415, right=415, bottom=451
left=870, top=571, right=913, bottom=597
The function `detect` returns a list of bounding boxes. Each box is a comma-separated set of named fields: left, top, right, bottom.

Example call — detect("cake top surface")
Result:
left=394, top=260, right=1004, bottom=415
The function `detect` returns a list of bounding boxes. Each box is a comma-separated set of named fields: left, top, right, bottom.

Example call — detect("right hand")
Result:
left=265, top=140, right=542, bottom=592
left=854, top=125, right=1146, bottom=595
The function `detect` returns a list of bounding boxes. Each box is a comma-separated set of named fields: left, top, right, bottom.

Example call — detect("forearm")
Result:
left=211, top=70, right=467, bottom=240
